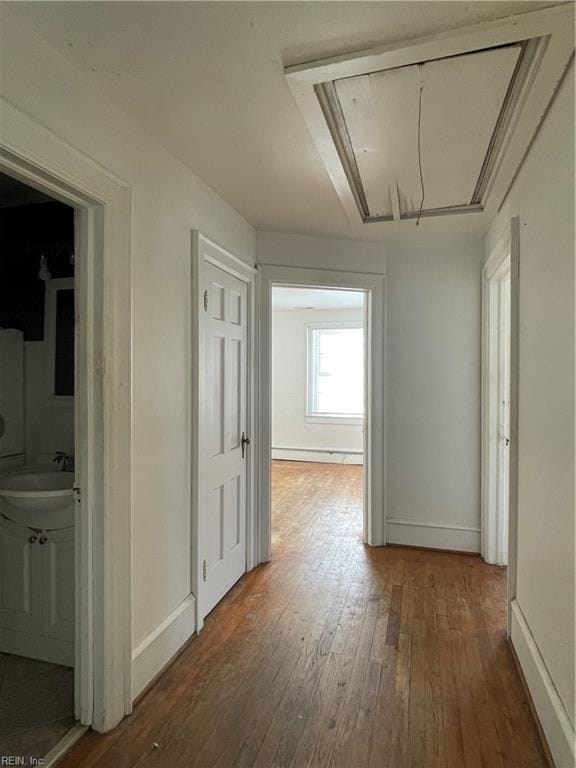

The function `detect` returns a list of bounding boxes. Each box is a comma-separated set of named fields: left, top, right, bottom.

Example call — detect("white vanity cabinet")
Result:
left=41, top=526, right=75, bottom=642
left=0, top=516, right=42, bottom=635
left=0, top=515, right=74, bottom=666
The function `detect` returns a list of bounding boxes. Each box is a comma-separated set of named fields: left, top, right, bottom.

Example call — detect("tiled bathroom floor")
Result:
left=0, top=652, right=75, bottom=765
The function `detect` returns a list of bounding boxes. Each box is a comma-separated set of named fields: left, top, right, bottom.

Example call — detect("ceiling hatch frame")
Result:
left=285, top=4, right=574, bottom=225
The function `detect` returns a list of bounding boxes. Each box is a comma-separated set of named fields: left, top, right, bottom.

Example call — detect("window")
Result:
left=45, top=277, right=75, bottom=403
left=307, top=323, right=364, bottom=421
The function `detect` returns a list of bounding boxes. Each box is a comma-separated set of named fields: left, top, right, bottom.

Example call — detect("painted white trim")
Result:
left=306, top=320, right=364, bottom=421
left=386, top=518, right=481, bottom=553
left=0, top=97, right=132, bottom=731
left=272, top=445, right=362, bottom=455
left=258, top=264, right=386, bottom=554
left=191, top=232, right=256, bottom=631
left=482, top=232, right=512, bottom=566
left=285, top=5, right=574, bottom=225
left=272, top=447, right=363, bottom=465
left=132, top=595, right=196, bottom=700
left=304, top=415, right=363, bottom=426
left=510, top=599, right=576, bottom=768
left=203, top=246, right=257, bottom=276
left=482, top=218, right=520, bottom=629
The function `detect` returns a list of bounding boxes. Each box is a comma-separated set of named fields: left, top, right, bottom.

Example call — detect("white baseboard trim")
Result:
left=510, top=599, right=575, bottom=768
left=132, top=594, right=196, bottom=700
left=385, top=518, right=481, bottom=553
left=271, top=447, right=363, bottom=465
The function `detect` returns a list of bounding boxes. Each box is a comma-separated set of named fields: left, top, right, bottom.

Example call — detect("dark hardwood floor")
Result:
left=60, top=461, right=548, bottom=767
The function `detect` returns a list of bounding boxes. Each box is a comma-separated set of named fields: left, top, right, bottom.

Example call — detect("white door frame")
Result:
left=256, top=264, right=386, bottom=557
left=482, top=252, right=511, bottom=566
left=481, top=218, right=520, bottom=626
left=191, top=233, right=256, bottom=630
left=0, top=98, right=133, bottom=731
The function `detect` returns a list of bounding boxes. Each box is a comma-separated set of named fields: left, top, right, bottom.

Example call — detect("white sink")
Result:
left=0, top=471, right=74, bottom=529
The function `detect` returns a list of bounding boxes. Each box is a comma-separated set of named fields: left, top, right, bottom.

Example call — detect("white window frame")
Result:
left=305, top=321, right=364, bottom=425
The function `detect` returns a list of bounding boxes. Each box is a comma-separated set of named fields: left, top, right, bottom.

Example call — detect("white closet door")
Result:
left=198, top=261, right=248, bottom=621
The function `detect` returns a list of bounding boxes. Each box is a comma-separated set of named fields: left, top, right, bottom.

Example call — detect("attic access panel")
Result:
left=286, top=5, right=574, bottom=225
left=330, top=45, right=521, bottom=221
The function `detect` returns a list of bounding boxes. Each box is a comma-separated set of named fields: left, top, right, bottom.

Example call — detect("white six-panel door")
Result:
left=197, top=260, right=248, bottom=622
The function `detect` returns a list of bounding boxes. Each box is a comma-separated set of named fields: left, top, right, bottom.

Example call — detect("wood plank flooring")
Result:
left=59, top=461, right=548, bottom=768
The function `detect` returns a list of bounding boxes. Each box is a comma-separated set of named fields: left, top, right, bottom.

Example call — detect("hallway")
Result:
left=60, top=462, right=548, bottom=767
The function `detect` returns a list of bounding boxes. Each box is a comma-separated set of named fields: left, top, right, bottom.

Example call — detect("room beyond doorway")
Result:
left=271, top=286, right=366, bottom=547
left=257, top=264, right=386, bottom=556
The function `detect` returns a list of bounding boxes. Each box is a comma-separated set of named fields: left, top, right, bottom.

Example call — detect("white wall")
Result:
left=385, top=239, right=484, bottom=552
left=257, top=231, right=387, bottom=273
left=0, top=7, right=256, bottom=697
left=24, top=341, right=74, bottom=464
left=272, top=307, right=364, bottom=463
left=486, top=62, right=574, bottom=767
left=258, top=231, right=484, bottom=552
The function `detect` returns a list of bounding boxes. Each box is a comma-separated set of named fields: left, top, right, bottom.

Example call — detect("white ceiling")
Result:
left=13, top=1, right=559, bottom=241
left=272, top=287, right=364, bottom=311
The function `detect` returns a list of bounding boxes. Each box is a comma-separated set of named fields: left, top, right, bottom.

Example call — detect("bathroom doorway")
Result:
left=1, top=110, right=132, bottom=741
left=0, top=172, right=78, bottom=763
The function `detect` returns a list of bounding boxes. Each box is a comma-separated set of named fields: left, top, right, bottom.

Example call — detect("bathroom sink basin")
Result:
left=0, top=471, right=74, bottom=529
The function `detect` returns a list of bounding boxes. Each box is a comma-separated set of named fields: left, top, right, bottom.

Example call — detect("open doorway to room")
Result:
left=0, top=172, right=77, bottom=762
left=482, top=223, right=517, bottom=581
left=270, top=286, right=366, bottom=555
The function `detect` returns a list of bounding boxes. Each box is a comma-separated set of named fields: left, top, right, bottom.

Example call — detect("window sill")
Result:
left=305, top=415, right=364, bottom=426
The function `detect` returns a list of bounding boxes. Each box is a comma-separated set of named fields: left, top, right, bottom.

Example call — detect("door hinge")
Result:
left=203, top=289, right=208, bottom=312
left=202, top=559, right=207, bottom=582
left=73, top=485, right=81, bottom=502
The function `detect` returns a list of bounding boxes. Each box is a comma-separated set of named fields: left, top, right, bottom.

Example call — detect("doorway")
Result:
left=271, top=286, right=366, bottom=550
left=0, top=174, right=77, bottom=762
left=481, top=219, right=519, bottom=600
left=483, top=257, right=511, bottom=566
left=1, top=100, right=132, bottom=740
left=257, top=265, right=386, bottom=563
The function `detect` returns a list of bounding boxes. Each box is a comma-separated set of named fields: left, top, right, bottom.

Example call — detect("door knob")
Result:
left=241, top=432, right=251, bottom=458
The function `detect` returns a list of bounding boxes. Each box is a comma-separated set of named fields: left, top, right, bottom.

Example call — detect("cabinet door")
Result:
left=41, top=527, right=75, bottom=642
left=0, top=517, right=42, bottom=634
